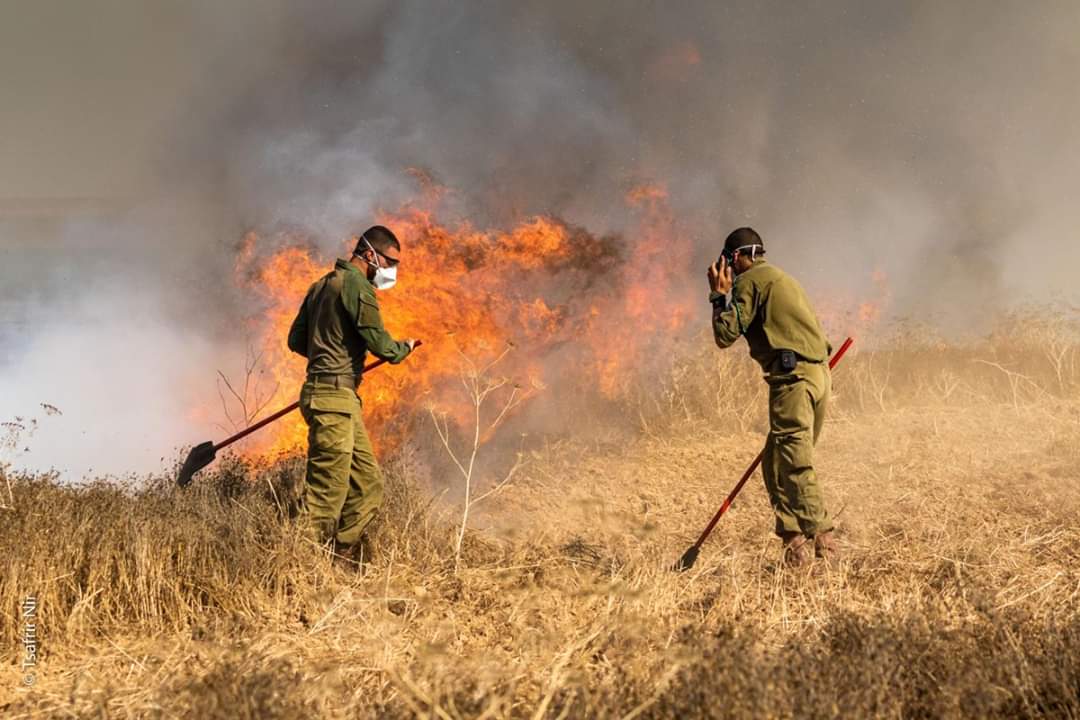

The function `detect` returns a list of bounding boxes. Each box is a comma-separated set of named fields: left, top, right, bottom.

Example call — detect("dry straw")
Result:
left=2, top=310, right=1079, bottom=718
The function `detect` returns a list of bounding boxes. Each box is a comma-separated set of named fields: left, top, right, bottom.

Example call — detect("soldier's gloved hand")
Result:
left=405, top=339, right=418, bottom=351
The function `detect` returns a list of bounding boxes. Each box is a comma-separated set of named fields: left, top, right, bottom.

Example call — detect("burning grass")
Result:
left=226, top=184, right=697, bottom=458
left=2, top=314, right=1080, bottom=717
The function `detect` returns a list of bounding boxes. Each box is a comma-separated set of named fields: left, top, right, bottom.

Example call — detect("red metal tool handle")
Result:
left=689, top=337, right=854, bottom=550
left=213, top=340, right=423, bottom=452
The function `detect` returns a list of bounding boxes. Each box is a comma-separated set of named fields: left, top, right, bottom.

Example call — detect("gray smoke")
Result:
left=2, top=1, right=1079, bottom=476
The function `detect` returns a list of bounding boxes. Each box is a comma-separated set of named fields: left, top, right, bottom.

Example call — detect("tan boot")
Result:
left=781, top=532, right=811, bottom=568
left=814, top=531, right=839, bottom=563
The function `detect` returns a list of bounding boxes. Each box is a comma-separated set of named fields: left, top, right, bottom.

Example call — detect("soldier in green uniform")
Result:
left=287, top=225, right=416, bottom=561
left=707, top=227, right=838, bottom=566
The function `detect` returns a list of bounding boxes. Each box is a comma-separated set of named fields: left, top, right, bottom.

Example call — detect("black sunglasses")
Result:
left=369, top=247, right=400, bottom=268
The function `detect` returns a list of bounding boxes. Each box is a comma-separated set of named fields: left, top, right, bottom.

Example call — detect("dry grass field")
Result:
left=3, top=312, right=1080, bottom=718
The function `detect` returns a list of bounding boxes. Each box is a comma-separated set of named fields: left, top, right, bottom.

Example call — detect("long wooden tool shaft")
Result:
left=213, top=341, right=422, bottom=452
left=689, top=337, right=854, bottom=550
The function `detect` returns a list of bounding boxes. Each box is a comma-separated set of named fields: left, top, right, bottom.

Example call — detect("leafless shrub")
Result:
left=428, top=343, right=531, bottom=572
left=216, top=342, right=280, bottom=433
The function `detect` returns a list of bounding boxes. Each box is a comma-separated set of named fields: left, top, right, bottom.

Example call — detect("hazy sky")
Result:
left=2, top=1, right=1078, bottom=476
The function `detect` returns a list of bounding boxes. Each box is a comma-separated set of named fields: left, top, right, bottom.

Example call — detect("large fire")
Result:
left=226, top=178, right=698, bottom=457
left=221, top=176, right=887, bottom=458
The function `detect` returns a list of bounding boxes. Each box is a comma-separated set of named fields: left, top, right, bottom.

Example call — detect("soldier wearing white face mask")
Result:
left=287, top=225, right=417, bottom=563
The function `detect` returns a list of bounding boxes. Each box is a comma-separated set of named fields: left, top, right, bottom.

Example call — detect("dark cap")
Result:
left=353, top=225, right=401, bottom=256
left=724, top=227, right=764, bottom=254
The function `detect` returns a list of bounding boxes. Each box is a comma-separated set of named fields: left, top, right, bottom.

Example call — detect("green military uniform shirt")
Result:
left=286, top=258, right=410, bottom=549
left=711, top=257, right=835, bottom=538
left=711, top=259, right=831, bottom=372
left=287, top=258, right=411, bottom=377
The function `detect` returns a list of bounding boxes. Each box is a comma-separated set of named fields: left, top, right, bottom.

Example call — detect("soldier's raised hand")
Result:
left=708, top=257, right=734, bottom=295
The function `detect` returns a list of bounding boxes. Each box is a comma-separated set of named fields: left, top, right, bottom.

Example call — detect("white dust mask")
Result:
left=362, top=235, right=398, bottom=290
left=372, top=264, right=397, bottom=290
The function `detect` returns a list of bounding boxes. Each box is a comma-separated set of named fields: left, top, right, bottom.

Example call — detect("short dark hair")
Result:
left=354, top=225, right=400, bottom=256
left=724, top=227, right=764, bottom=254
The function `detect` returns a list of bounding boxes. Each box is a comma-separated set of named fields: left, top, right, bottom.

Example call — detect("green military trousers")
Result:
left=762, top=362, right=833, bottom=538
left=298, top=381, right=384, bottom=547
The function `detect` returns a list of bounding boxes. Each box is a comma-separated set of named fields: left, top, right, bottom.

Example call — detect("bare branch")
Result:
left=472, top=452, right=525, bottom=505
left=489, top=387, right=522, bottom=430
left=250, top=380, right=281, bottom=421
left=481, top=343, right=515, bottom=376
left=428, top=407, right=469, bottom=481
left=217, top=369, right=245, bottom=405
left=216, top=375, right=239, bottom=429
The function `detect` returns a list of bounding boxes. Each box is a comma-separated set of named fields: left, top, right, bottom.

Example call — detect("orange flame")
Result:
left=223, top=178, right=697, bottom=456
left=218, top=177, right=888, bottom=457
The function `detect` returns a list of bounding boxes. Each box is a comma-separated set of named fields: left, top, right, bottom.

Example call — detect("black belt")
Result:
left=307, top=373, right=359, bottom=389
